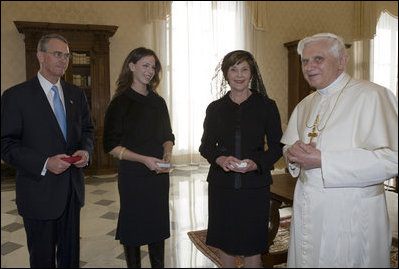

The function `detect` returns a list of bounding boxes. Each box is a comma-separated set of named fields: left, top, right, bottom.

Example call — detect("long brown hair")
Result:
left=113, top=47, right=162, bottom=99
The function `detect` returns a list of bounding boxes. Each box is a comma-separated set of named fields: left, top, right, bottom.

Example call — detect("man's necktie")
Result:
left=51, top=85, right=67, bottom=140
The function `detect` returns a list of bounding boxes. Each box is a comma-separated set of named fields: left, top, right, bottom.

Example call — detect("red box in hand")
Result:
left=61, top=156, right=82, bottom=163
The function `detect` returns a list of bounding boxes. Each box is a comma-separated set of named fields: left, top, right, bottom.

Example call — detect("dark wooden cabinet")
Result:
left=14, top=21, right=118, bottom=175
left=284, top=40, right=313, bottom=118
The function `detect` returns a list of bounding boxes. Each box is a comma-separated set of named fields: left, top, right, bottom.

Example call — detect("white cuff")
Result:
left=288, top=162, right=300, bottom=178
left=83, top=150, right=89, bottom=162
left=41, top=158, right=49, bottom=176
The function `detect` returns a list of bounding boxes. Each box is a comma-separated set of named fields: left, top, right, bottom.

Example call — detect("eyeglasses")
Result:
left=44, top=51, right=71, bottom=60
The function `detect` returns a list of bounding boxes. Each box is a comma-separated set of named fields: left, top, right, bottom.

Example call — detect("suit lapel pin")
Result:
left=70, top=100, right=73, bottom=104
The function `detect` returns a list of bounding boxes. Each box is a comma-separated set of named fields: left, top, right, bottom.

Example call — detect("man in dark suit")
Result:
left=1, top=33, right=94, bottom=268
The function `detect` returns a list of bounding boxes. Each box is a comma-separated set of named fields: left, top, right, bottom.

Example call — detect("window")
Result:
left=371, top=11, right=398, bottom=96
left=371, top=11, right=398, bottom=192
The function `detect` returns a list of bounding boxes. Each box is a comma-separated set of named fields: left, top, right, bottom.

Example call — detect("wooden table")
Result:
left=262, top=173, right=297, bottom=267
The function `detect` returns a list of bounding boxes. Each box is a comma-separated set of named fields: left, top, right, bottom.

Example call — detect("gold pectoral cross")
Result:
left=308, top=115, right=319, bottom=143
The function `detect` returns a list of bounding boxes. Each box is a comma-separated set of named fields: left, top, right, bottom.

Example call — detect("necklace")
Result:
left=306, top=78, right=351, bottom=143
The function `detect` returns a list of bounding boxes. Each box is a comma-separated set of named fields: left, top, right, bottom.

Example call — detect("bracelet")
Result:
left=119, top=147, right=126, bottom=160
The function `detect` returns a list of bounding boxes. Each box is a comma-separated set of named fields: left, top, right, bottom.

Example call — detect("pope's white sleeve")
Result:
left=321, top=147, right=398, bottom=188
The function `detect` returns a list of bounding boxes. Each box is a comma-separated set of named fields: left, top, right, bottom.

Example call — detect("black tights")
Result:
left=124, top=240, right=165, bottom=268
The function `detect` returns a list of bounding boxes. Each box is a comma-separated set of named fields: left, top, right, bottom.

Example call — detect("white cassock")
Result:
left=281, top=72, right=398, bottom=268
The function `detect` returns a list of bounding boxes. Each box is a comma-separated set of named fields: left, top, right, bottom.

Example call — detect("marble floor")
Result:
left=1, top=165, right=397, bottom=268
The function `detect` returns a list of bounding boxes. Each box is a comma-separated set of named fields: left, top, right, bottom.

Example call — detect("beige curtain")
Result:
left=146, top=0, right=270, bottom=31
left=354, top=1, right=378, bottom=41
left=353, top=1, right=398, bottom=80
left=354, top=1, right=398, bottom=40
left=353, top=40, right=371, bottom=80
left=246, top=1, right=268, bottom=31
left=146, top=1, right=172, bottom=22
left=146, top=1, right=171, bottom=109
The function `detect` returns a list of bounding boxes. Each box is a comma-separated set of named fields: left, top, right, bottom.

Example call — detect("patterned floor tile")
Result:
left=1, top=222, right=24, bottom=233
left=5, top=209, right=18, bottom=215
left=91, top=190, right=108, bottom=195
left=100, top=212, right=119, bottom=220
left=94, top=199, right=115, bottom=206
left=1, top=242, right=23, bottom=255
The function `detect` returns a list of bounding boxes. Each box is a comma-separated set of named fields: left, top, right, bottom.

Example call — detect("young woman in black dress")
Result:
left=103, top=47, right=174, bottom=268
left=199, top=50, right=283, bottom=268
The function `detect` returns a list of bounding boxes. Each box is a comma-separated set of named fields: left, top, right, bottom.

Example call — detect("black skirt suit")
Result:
left=103, top=88, right=175, bottom=247
left=199, top=90, right=283, bottom=255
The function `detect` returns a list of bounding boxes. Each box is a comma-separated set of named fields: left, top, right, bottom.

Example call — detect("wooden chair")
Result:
left=262, top=173, right=297, bottom=268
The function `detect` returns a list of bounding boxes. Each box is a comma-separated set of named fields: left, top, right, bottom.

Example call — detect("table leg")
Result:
left=261, top=198, right=287, bottom=267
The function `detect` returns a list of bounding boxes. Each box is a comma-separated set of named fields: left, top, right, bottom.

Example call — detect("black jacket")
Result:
left=1, top=76, right=94, bottom=219
left=199, top=91, right=283, bottom=189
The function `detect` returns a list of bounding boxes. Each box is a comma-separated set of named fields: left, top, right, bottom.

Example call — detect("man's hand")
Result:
left=286, top=141, right=321, bottom=170
left=47, top=154, right=71, bottom=174
left=71, top=150, right=89, bottom=168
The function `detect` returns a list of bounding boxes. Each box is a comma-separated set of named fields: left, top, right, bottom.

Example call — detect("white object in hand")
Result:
left=236, top=162, right=247, bottom=168
left=157, top=163, right=170, bottom=168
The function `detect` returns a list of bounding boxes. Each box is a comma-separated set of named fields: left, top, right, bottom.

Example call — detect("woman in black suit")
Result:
left=103, top=47, right=174, bottom=268
left=199, top=50, right=283, bottom=268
